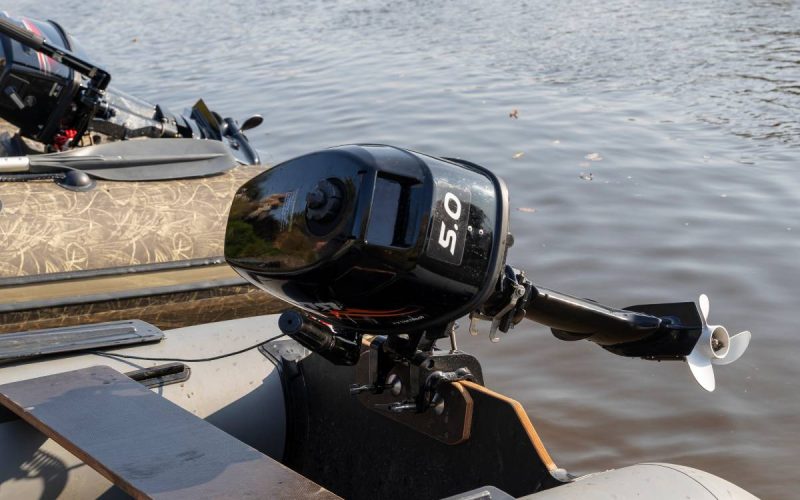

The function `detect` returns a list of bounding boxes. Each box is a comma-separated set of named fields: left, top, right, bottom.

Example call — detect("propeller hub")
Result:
left=709, top=326, right=730, bottom=359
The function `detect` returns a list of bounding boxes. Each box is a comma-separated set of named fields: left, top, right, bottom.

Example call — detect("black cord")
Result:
left=91, top=333, right=287, bottom=363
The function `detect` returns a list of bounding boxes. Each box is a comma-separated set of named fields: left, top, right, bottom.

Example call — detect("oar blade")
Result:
left=27, top=139, right=241, bottom=181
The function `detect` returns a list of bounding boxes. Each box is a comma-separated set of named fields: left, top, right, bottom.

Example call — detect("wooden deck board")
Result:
left=0, top=365, right=339, bottom=499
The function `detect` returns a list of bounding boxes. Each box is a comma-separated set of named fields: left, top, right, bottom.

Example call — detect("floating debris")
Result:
left=509, top=109, right=519, bottom=119
left=132, top=37, right=138, bottom=43
left=517, top=207, right=537, bottom=213
left=579, top=172, right=593, bottom=181
left=512, top=151, right=525, bottom=159
left=584, top=152, right=603, bottom=161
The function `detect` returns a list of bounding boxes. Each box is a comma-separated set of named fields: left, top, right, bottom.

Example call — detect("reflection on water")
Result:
left=11, top=1, right=800, bottom=498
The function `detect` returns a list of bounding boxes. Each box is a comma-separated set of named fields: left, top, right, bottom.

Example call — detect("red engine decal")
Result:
left=21, top=18, right=55, bottom=74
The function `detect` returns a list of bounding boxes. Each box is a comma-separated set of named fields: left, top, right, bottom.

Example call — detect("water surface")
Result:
left=12, top=1, right=800, bottom=497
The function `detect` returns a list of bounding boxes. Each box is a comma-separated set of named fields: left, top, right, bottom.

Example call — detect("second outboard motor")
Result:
left=0, top=13, right=260, bottom=164
left=0, top=14, right=86, bottom=145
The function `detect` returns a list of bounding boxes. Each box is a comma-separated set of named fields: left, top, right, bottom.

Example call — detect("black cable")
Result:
left=91, top=333, right=287, bottom=363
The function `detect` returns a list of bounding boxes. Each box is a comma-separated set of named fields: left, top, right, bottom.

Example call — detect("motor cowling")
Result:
left=225, top=144, right=510, bottom=333
left=0, top=13, right=83, bottom=144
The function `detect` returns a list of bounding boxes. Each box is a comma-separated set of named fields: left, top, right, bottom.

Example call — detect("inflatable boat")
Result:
left=0, top=145, right=757, bottom=499
left=0, top=13, right=284, bottom=333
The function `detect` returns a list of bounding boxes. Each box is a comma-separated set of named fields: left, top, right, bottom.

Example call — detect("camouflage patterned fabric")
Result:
left=0, top=162, right=266, bottom=278
left=0, top=122, right=288, bottom=332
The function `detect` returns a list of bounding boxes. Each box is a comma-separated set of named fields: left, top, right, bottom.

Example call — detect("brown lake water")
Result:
left=11, top=1, right=800, bottom=497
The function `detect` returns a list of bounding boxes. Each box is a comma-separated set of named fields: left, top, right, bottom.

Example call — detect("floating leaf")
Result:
left=509, top=109, right=519, bottom=119
left=512, top=152, right=525, bottom=159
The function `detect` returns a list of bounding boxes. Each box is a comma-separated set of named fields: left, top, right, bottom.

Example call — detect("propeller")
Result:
left=686, top=294, right=751, bottom=391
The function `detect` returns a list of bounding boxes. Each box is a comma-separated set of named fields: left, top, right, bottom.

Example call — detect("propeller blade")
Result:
left=713, top=331, right=751, bottom=366
left=699, top=294, right=710, bottom=321
left=687, top=349, right=716, bottom=392
left=240, top=114, right=264, bottom=131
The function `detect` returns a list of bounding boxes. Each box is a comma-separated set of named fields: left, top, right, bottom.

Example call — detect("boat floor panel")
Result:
left=0, top=365, right=339, bottom=499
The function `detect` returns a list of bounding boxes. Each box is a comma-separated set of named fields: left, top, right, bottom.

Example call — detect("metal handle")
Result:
left=0, top=156, right=31, bottom=173
left=0, top=17, right=44, bottom=51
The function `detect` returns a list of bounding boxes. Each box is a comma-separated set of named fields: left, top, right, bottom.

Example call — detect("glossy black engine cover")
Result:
left=225, top=144, right=510, bottom=333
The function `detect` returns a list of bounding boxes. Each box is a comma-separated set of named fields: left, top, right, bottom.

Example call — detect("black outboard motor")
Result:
left=226, top=144, right=751, bottom=393
left=0, top=13, right=260, bottom=164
